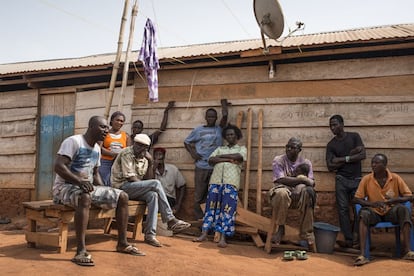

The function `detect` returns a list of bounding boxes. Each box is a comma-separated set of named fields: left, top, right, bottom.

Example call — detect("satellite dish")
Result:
left=254, top=0, right=285, bottom=53
left=254, top=0, right=285, bottom=40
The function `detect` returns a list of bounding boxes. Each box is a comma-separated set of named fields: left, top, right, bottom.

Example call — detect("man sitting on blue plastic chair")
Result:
left=353, top=153, right=414, bottom=266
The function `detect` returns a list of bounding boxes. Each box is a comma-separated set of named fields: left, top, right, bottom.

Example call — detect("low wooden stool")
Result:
left=103, top=200, right=146, bottom=239
left=22, top=200, right=146, bottom=253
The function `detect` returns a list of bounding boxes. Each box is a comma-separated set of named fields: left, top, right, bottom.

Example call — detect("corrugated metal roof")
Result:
left=1, top=23, right=413, bottom=75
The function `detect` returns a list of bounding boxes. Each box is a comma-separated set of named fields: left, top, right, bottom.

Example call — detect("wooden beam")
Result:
left=256, top=109, right=263, bottom=214
left=159, top=42, right=414, bottom=70
left=240, top=46, right=282, bottom=58
left=243, top=108, right=253, bottom=209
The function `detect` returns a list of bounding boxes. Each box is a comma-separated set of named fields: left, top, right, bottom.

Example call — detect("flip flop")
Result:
left=168, top=220, right=191, bottom=232
left=71, top=252, right=95, bottom=266
left=144, top=237, right=162, bottom=247
left=116, top=245, right=146, bottom=256
left=294, top=250, right=308, bottom=260
left=402, top=251, right=414, bottom=261
left=282, top=250, right=295, bottom=261
left=354, top=255, right=370, bottom=266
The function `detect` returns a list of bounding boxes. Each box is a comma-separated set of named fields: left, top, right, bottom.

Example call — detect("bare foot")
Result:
left=217, top=240, right=228, bottom=248
left=217, top=233, right=228, bottom=248
left=193, top=231, right=208, bottom=242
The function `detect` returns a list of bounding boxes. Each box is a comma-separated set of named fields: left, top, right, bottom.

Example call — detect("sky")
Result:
left=0, top=0, right=413, bottom=64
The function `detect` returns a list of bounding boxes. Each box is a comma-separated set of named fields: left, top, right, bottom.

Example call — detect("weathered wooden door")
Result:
left=36, top=92, right=75, bottom=200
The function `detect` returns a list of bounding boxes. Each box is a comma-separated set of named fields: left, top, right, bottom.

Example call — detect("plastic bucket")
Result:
left=313, top=222, right=340, bottom=254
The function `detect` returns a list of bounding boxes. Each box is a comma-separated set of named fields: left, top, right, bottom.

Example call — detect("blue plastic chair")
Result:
left=355, top=201, right=414, bottom=258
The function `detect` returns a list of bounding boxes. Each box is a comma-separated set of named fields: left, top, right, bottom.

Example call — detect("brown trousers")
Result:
left=270, top=185, right=315, bottom=242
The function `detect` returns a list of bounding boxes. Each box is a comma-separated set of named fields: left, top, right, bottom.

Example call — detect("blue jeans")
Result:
left=121, top=179, right=175, bottom=238
left=335, top=175, right=361, bottom=243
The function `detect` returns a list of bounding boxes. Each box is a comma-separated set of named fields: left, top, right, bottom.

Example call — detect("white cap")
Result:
left=134, top=133, right=151, bottom=146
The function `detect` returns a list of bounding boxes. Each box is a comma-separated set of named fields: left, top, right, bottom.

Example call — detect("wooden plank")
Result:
left=250, top=233, right=265, bottom=248
left=76, top=86, right=134, bottom=110
left=241, top=46, right=282, bottom=57
left=0, top=136, right=36, bottom=155
left=0, top=90, right=38, bottom=109
left=75, top=106, right=132, bottom=129
left=256, top=108, right=263, bottom=215
left=180, top=169, right=414, bottom=193
left=26, top=69, right=112, bottom=83
left=155, top=42, right=414, bottom=71
left=25, top=209, right=58, bottom=227
left=0, top=154, right=35, bottom=172
left=0, top=107, right=37, bottom=124
left=131, top=99, right=414, bottom=129
left=38, top=87, right=76, bottom=95
left=23, top=200, right=54, bottom=210
left=26, top=231, right=61, bottom=248
left=135, top=56, right=414, bottom=88
left=134, top=124, right=414, bottom=150
left=235, top=225, right=260, bottom=235
left=147, top=146, right=414, bottom=173
left=0, top=173, right=35, bottom=189
left=39, top=81, right=124, bottom=93
left=243, top=108, right=253, bottom=209
left=236, top=206, right=272, bottom=233
left=134, top=75, right=414, bottom=104
left=255, top=126, right=414, bottom=148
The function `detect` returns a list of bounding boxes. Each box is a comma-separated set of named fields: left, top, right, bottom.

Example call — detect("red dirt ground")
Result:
left=0, top=216, right=413, bottom=276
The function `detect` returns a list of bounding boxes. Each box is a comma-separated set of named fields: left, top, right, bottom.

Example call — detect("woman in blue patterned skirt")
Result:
left=193, top=124, right=247, bottom=247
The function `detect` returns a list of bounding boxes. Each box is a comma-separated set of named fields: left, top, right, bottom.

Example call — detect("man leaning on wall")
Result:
left=326, top=114, right=366, bottom=249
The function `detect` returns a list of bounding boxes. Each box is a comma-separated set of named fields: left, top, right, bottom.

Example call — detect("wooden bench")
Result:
left=22, top=199, right=146, bottom=253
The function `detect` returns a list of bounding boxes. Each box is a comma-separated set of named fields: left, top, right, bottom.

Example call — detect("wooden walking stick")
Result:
left=243, top=108, right=253, bottom=209
left=256, top=109, right=263, bottom=214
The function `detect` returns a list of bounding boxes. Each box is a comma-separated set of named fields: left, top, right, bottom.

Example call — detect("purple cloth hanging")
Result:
left=138, top=18, right=159, bottom=102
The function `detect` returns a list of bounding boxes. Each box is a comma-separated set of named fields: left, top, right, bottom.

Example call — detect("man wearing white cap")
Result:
left=111, top=133, right=191, bottom=247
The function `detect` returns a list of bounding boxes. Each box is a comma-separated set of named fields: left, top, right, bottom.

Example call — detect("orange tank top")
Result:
left=101, top=131, right=128, bottom=160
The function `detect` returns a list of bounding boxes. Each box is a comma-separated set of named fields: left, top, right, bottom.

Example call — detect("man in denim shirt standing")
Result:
left=184, top=99, right=229, bottom=220
left=326, top=114, right=366, bottom=248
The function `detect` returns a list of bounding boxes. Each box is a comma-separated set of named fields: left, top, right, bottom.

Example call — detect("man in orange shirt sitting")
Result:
left=353, top=153, right=414, bottom=266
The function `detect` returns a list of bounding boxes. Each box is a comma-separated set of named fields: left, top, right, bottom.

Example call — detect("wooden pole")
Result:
left=256, top=109, right=263, bottom=214
left=104, top=0, right=130, bottom=119
left=117, top=0, right=138, bottom=111
left=243, top=108, right=253, bottom=209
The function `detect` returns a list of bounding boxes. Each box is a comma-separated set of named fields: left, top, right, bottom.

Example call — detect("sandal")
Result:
left=294, top=250, right=308, bottom=260
left=168, top=219, right=191, bottom=232
left=282, top=250, right=295, bottom=261
left=71, top=252, right=95, bottom=266
left=402, top=251, right=414, bottom=261
left=116, top=244, right=146, bottom=256
left=144, top=236, right=162, bottom=247
left=354, top=255, right=370, bottom=266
